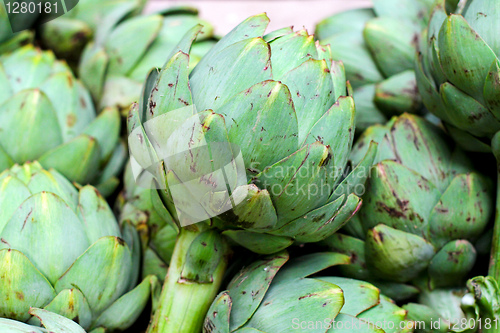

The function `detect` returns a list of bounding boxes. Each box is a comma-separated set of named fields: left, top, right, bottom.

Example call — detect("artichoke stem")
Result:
left=489, top=132, right=500, bottom=280
left=147, top=226, right=229, bottom=333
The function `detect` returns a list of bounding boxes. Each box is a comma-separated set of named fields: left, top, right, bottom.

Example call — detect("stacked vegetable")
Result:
left=0, top=0, right=498, bottom=332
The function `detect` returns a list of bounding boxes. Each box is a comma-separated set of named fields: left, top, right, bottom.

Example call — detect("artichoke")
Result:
left=204, top=251, right=414, bottom=333
left=39, top=0, right=146, bottom=66
left=415, top=0, right=500, bottom=323
left=323, top=114, right=493, bottom=298
left=0, top=4, right=33, bottom=54
left=128, top=14, right=377, bottom=333
left=0, top=308, right=87, bottom=333
left=79, top=6, right=216, bottom=113
left=315, top=0, right=434, bottom=131
left=0, top=45, right=125, bottom=196
left=415, top=0, right=500, bottom=153
left=0, top=161, right=157, bottom=332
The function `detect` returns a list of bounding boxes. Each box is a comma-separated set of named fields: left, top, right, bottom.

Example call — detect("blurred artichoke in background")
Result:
left=0, top=3, right=33, bottom=54
left=204, top=251, right=414, bottom=333
left=0, top=308, right=87, bottom=333
left=39, top=0, right=146, bottom=66
left=316, top=0, right=434, bottom=131
left=416, top=0, right=500, bottom=152
left=324, top=114, right=493, bottom=299
left=130, top=14, right=378, bottom=333
left=79, top=6, right=216, bottom=113
left=0, top=162, right=157, bottom=332
left=0, top=46, right=125, bottom=196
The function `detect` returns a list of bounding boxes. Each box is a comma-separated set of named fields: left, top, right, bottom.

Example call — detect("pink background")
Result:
left=145, top=0, right=372, bottom=36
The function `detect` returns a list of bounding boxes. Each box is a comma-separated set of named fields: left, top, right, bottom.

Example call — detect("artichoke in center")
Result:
left=128, top=13, right=378, bottom=254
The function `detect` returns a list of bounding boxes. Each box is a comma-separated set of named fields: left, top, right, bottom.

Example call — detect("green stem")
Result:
left=147, top=226, right=229, bottom=333
left=489, top=132, right=500, bottom=280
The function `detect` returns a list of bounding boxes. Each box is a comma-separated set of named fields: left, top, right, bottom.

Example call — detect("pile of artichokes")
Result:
left=0, top=0, right=499, bottom=332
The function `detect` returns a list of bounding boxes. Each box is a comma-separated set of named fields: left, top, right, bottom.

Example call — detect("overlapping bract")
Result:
left=39, top=0, right=147, bottom=65
left=0, top=162, right=156, bottom=332
left=0, top=46, right=124, bottom=196
left=79, top=6, right=216, bottom=112
left=324, top=114, right=493, bottom=297
left=204, top=251, right=414, bottom=333
left=416, top=0, right=500, bottom=152
left=316, top=0, right=434, bottom=131
left=128, top=13, right=378, bottom=255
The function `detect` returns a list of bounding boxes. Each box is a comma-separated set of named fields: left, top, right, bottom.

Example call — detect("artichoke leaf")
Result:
left=365, top=224, right=435, bottom=283
left=318, top=277, right=380, bottom=317
left=223, top=230, right=293, bottom=255
left=273, top=252, right=350, bottom=283
left=243, top=278, right=344, bottom=333
left=0, top=249, right=56, bottom=322
left=204, top=291, right=232, bottom=333
left=438, top=14, right=498, bottom=105
left=30, top=308, right=86, bottom=333
left=0, top=192, right=89, bottom=285
left=219, top=80, right=298, bottom=175
left=190, top=37, right=272, bottom=112
left=55, top=237, right=132, bottom=318
left=30, top=288, right=92, bottom=330
left=227, top=251, right=289, bottom=331
left=93, top=275, right=156, bottom=331
left=38, top=134, right=101, bottom=185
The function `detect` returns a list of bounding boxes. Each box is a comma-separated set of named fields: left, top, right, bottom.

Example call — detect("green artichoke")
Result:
left=324, top=113, right=493, bottom=298
left=79, top=6, right=216, bottom=113
left=0, top=4, right=33, bottom=54
left=415, top=0, right=500, bottom=153
left=129, top=13, right=377, bottom=255
left=316, top=0, right=434, bottom=131
left=0, top=161, right=157, bottom=332
left=0, top=308, right=87, bottom=333
left=415, top=0, right=500, bottom=324
left=129, top=14, right=377, bottom=333
left=39, top=0, right=146, bottom=66
left=0, top=45, right=125, bottom=196
left=204, top=251, right=414, bottom=333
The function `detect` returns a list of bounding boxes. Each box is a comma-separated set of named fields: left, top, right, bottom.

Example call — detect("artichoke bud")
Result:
left=342, top=113, right=493, bottom=289
left=127, top=14, right=377, bottom=252
left=0, top=162, right=154, bottom=331
left=416, top=0, right=500, bottom=151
